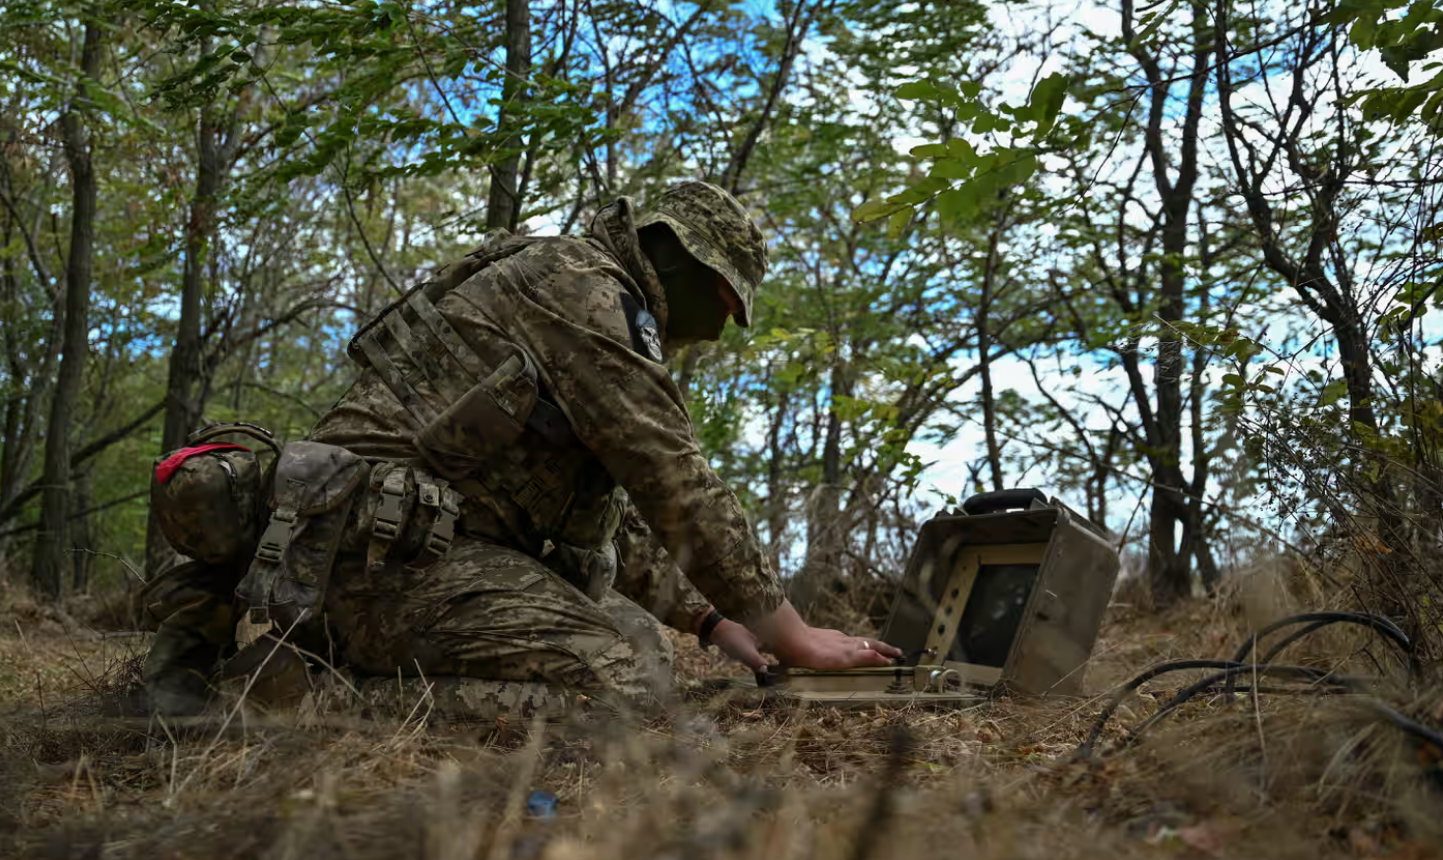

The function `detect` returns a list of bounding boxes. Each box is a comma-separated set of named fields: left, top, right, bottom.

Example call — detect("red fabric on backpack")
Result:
left=154, top=444, right=250, bottom=485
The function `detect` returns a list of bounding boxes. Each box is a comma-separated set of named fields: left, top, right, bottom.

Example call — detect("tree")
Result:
left=32, top=14, right=103, bottom=598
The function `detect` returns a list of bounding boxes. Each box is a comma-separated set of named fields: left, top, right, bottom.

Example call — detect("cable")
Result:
left=1076, top=611, right=1427, bottom=761
left=1367, top=700, right=1443, bottom=753
left=1124, top=664, right=1363, bottom=747
left=1227, top=612, right=1418, bottom=694
left=1078, top=659, right=1254, bottom=756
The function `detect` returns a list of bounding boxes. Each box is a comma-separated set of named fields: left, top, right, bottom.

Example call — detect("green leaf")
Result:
left=887, top=208, right=912, bottom=239
left=997, top=150, right=1038, bottom=186
left=853, top=198, right=903, bottom=223
left=1319, top=378, right=1349, bottom=408
left=947, top=138, right=976, bottom=161
left=929, top=158, right=972, bottom=180
left=909, top=143, right=949, bottom=157
left=896, top=80, right=938, bottom=100
left=1029, top=73, right=1070, bottom=136
left=936, top=188, right=974, bottom=225
left=1128, top=0, right=1181, bottom=50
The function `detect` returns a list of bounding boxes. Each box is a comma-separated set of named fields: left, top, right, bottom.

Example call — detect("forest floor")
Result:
left=0, top=577, right=1438, bottom=860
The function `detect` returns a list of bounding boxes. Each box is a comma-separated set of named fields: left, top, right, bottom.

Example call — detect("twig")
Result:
left=64, top=547, right=146, bottom=585
left=171, top=613, right=304, bottom=800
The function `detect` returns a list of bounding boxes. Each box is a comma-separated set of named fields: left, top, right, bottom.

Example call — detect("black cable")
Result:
left=1257, top=620, right=1331, bottom=664
left=1078, top=660, right=1253, bottom=757
left=1078, top=612, right=1421, bottom=759
left=1367, top=700, right=1443, bottom=753
left=1124, top=664, right=1362, bottom=747
left=1226, top=612, right=1418, bottom=700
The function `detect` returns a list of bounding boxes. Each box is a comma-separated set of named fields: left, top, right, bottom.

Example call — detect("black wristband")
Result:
left=697, top=609, right=726, bottom=650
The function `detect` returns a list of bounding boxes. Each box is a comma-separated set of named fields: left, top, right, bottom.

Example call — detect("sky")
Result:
left=882, top=0, right=1438, bottom=563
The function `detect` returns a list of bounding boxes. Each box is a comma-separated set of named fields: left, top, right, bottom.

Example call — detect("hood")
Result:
left=587, top=197, right=669, bottom=332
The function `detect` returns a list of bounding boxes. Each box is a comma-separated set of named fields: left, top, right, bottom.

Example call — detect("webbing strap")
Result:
left=366, top=464, right=409, bottom=569
left=416, top=480, right=460, bottom=559
left=381, top=311, right=444, bottom=392
left=407, top=292, right=486, bottom=380
left=357, top=333, right=438, bottom=427
left=244, top=478, right=305, bottom=623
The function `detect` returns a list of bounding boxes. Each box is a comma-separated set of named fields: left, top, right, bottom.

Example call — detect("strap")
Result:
left=698, top=609, right=725, bottom=650
left=416, top=481, right=460, bottom=559
left=185, top=421, right=282, bottom=456
left=381, top=311, right=443, bottom=390
left=245, top=477, right=306, bottom=623
left=357, top=333, right=439, bottom=427
left=408, top=292, right=486, bottom=380
left=367, top=464, right=410, bottom=569
left=254, top=509, right=296, bottom=565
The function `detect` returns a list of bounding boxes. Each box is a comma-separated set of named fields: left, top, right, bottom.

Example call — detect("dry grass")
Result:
left=0, top=576, right=1439, bottom=860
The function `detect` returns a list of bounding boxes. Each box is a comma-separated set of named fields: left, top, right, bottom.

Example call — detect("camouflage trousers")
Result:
left=323, top=536, right=676, bottom=714
left=142, top=536, right=675, bottom=718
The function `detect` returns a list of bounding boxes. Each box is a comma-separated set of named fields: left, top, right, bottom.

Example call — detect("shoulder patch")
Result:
left=620, top=294, right=664, bottom=363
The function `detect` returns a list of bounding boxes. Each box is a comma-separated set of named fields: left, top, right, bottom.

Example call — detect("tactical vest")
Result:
left=345, top=230, right=655, bottom=578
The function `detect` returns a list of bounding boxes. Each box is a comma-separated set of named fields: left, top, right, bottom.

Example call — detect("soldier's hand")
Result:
left=752, top=600, right=902, bottom=670
left=708, top=618, right=768, bottom=672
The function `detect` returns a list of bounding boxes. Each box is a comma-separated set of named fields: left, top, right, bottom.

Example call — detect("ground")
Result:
left=0, top=576, right=1437, bottom=860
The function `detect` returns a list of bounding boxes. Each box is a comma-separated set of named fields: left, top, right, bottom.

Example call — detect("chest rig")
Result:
left=345, top=232, right=657, bottom=576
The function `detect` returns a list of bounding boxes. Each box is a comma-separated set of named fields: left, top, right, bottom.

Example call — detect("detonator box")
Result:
left=778, top=488, right=1119, bottom=704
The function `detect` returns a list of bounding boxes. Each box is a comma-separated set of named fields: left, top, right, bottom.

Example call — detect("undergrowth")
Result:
left=0, top=572, right=1439, bottom=860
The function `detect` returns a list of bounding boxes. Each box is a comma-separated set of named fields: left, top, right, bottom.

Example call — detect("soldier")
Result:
left=145, top=181, right=899, bottom=717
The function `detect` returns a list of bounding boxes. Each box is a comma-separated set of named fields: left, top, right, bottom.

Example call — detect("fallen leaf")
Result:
left=1178, top=820, right=1239, bottom=856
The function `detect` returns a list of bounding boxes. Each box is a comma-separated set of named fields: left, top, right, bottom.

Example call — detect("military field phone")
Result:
left=771, top=488, right=1119, bottom=707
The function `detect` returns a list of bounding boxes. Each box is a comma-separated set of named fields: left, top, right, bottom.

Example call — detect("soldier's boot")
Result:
left=144, top=577, right=243, bottom=716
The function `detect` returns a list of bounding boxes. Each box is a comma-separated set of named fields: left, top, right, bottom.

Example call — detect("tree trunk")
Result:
left=764, top=386, right=792, bottom=573
left=487, top=0, right=531, bottom=232
left=146, top=97, right=228, bottom=576
left=1126, top=0, right=1212, bottom=608
left=978, top=211, right=1005, bottom=492
left=792, top=363, right=848, bottom=613
left=1195, top=537, right=1221, bottom=595
left=70, top=470, right=93, bottom=591
left=32, top=20, right=102, bottom=600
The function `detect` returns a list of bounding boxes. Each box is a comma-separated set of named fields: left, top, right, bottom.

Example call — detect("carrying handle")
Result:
left=961, top=488, right=1048, bottom=516
left=186, top=422, right=282, bottom=456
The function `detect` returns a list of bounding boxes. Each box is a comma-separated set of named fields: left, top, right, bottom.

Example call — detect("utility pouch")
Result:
left=237, top=442, right=370, bottom=626
left=416, top=348, right=539, bottom=482
left=545, top=540, right=619, bottom=603
left=362, top=461, right=462, bottom=570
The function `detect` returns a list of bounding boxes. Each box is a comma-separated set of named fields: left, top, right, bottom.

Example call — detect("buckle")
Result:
left=373, top=478, right=406, bottom=542
left=255, top=510, right=296, bottom=563
left=424, top=491, right=460, bottom=557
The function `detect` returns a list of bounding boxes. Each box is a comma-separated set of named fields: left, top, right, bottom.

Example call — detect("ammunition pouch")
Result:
left=237, top=442, right=369, bottom=627
left=359, top=461, right=462, bottom=570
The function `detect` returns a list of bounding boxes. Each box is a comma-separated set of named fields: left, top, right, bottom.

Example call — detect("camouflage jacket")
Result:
left=310, top=201, right=783, bottom=628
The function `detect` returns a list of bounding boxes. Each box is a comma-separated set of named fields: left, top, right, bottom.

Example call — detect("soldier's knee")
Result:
left=588, top=636, right=676, bottom=713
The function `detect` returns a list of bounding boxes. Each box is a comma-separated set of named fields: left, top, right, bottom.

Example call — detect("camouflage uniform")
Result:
left=138, top=560, right=245, bottom=715
left=291, top=185, right=775, bottom=710
left=301, top=182, right=781, bottom=713
left=142, top=440, right=273, bottom=714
